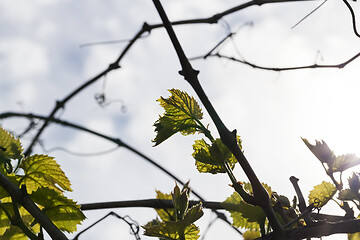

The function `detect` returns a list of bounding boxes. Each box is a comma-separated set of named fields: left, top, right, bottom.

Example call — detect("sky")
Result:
left=1, top=0, right=360, bottom=239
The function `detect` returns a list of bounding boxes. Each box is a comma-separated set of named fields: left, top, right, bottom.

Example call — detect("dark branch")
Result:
left=152, top=0, right=285, bottom=237
left=191, top=52, right=360, bottom=71
left=342, top=0, right=360, bottom=38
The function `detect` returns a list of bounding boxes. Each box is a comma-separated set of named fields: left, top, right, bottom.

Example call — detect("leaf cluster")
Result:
left=143, top=183, right=203, bottom=240
left=303, top=138, right=360, bottom=239
left=153, top=89, right=242, bottom=175
left=152, top=90, right=360, bottom=239
left=0, top=128, right=85, bottom=239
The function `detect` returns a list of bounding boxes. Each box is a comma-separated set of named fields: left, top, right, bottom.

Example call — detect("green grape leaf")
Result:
left=222, top=191, right=261, bottom=231
left=338, top=189, right=360, bottom=201
left=143, top=220, right=200, bottom=240
left=183, top=204, right=203, bottom=225
left=0, top=225, right=27, bottom=240
left=172, top=184, right=189, bottom=221
left=308, top=181, right=336, bottom=208
left=243, top=230, right=261, bottom=240
left=348, top=173, right=360, bottom=193
left=242, top=182, right=272, bottom=197
left=192, top=138, right=238, bottom=174
left=30, top=188, right=85, bottom=233
left=19, top=154, right=72, bottom=193
left=302, top=138, right=335, bottom=168
left=0, top=128, right=23, bottom=161
left=153, top=89, right=203, bottom=146
left=0, top=203, right=11, bottom=236
left=332, top=154, right=360, bottom=172
left=0, top=203, right=40, bottom=237
left=349, top=232, right=360, bottom=240
left=155, top=190, right=176, bottom=222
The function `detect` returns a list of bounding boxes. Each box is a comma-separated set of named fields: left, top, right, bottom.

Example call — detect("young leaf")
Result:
left=153, top=89, right=204, bottom=146
left=143, top=221, right=200, bottom=240
left=19, top=154, right=72, bottom=193
left=0, top=202, right=41, bottom=237
left=222, top=191, right=261, bottom=231
left=348, top=232, right=360, bottom=240
left=338, top=189, right=359, bottom=201
left=301, top=138, right=335, bottom=168
left=155, top=190, right=176, bottom=222
left=308, top=181, right=336, bottom=208
left=172, top=184, right=189, bottom=220
left=332, top=154, right=360, bottom=172
left=183, top=203, right=203, bottom=225
left=0, top=128, right=23, bottom=161
left=0, top=203, right=11, bottom=235
left=192, top=138, right=238, bottom=174
left=348, top=172, right=360, bottom=193
left=243, top=230, right=261, bottom=240
left=1, top=225, right=28, bottom=240
left=30, top=187, right=85, bottom=233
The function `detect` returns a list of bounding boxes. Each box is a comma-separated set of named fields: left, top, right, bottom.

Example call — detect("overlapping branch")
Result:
left=2, top=0, right=359, bottom=239
left=0, top=111, right=239, bottom=234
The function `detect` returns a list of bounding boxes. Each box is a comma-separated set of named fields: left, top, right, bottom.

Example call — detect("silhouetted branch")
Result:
left=73, top=212, right=140, bottom=240
left=290, top=219, right=360, bottom=239
left=80, top=198, right=348, bottom=222
left=290, top=176, right=313, bottom=225
left=192, top=52, right=360, bottom=71
left=342, top=0, right=360, bottom=38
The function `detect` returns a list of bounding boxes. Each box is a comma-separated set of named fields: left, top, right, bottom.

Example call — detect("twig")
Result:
left=291, top=0, right=328, bottom=29
left=342, top=0, right=360, bottom=38
left=193, top=52, right=360, bottom=71
left=73, top=212, right=140, bottom=240
left=290, top=176, right=313, bottom=225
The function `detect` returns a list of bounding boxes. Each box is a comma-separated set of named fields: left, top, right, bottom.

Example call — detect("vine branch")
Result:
left=152, top=0, right=284, bottom=237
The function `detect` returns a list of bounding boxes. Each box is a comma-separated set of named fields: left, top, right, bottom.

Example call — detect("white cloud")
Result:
left=0, top=39, right=49, bottom=79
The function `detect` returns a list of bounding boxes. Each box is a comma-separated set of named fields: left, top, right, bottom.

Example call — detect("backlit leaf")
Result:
left=243, top=230, right=261, bottom=240
left=222, top=191, right=261, bottom=231
left=302, top=138, right=335, bottom=168
left=349, top=232, right=360, bottom=240
left=0, top=203, right=12, bottom=235
left=143, top=221, right=200, bottom=240
left=192, top=138, right=238, bottom=174
left=153, top=89, right=203, bottom=146
left=0, top=203, right=40, bottom=237
left=0, top=226, right=27, bottom=240
left=332, top=154, right=360, bottom=172
left=19, top=154, right=72, bottom=193
left=183, top=203, right=203, bottom=225
left=0, top=128, right=23, bottom=161
left=309, top=181, right=336, bottom=208
left=155, top=190, right=176, bottom=222
left=30, top=188, right=85, bottom=233
left=348, top=173, right=360, bottom=193
left=338, top=189, right=360, bottom=201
